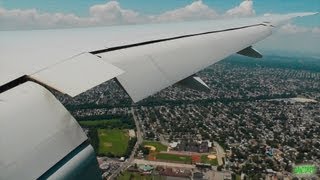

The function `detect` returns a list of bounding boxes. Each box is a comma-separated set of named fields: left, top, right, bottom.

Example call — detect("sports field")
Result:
left=79, top=119, right=121, bottom=126
left=98, top=129, right=129, bottom=156
left=155, top=153, right=192, bottom=164
left=143, top=141, right=167, bottom=152
left=201, top=155, right=218, bottom=165
left=117, top=172, right=164, bottom=180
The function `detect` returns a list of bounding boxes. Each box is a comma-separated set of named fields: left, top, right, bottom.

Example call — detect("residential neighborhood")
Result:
left=57, top=56, right=320, bottom=179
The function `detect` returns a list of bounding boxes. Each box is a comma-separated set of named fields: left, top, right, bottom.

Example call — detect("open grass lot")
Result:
left=236, top=175, right=241, bottom=180
left=143, top=141, right=167, bottom=152
left=98, top=129, right=129, bottom=156
left=155, top=153, right=192, bottom=164
left=79, top=119, right=120, bottom=126
left=200, top=155, right=218, bottom=166
left=117, top=172, right=165, bottom=180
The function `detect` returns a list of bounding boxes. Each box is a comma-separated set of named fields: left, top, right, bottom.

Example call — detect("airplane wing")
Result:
left=0, top=12, right=317, bottom=179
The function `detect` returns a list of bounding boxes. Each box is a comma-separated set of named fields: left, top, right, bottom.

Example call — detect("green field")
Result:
left=201, top=155, right=218, bottom=165
left=79, top=119, right=121, bottom=126
left=117, top=172, right=165, bottom=180
left=98, top=129, right=129, bottom=156
left=156, top=153, right=192, bottom=164
left=236, top=175, right=241, bottom=180
left=143, top=141, right=167, bottom=152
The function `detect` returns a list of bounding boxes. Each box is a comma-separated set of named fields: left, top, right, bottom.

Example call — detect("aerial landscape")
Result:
left=0, top=0, right=319, bottom=179
left=57, top=55, right=320, bottom=179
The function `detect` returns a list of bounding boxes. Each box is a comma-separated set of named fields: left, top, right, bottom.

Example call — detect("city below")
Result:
left=57, top=54, right=320, bottom=180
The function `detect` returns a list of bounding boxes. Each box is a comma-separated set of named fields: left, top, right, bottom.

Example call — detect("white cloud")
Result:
left=1, top=0, right=318, bottom=55
left=0, top=0, right=219, bottom=30
left=279, top=23, right=309, bottom=33
left=0, top=7, right=80, bottom=30
left=0, top=1, right=143, bottom=30
left=152, top=0, right=217, bottom=22
left=311, top=27, right=320, bottom=34
left=225, top=0, right=255, bottom=17
left=0, top=0, right=318, bottom=34
left=89, top=1, right=143, bottom=24
left=279, top=23, right=320, bottom=34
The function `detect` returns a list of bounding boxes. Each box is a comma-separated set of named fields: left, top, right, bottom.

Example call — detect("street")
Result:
left=133, top=159, right=195, bottom=169
left=213, top=141, right=225, bottom=166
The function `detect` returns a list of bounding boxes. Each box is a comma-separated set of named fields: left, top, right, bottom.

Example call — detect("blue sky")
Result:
left=0, top=0, right=319, bottom=56
left=0, top=0, right=318, bottom=26
left=1, top=0, right=319, bottom=14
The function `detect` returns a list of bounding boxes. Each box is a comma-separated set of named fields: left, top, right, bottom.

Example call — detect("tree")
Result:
left=142, top=147, right=150, bottom=155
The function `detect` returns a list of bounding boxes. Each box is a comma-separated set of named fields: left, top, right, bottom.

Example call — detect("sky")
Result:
left=0, top=0, right=319, bottom=56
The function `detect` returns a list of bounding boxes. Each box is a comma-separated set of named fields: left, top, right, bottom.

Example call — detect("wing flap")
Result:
left=237, top=46, right=263, bottom=58
left=30, top=53, right=124, bottom=97
left=102, top=51, right=171, bottom=102
left=177, top=75, right=211, bottom=93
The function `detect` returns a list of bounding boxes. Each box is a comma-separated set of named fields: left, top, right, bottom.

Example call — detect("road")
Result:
left=131, top=107, right=143, bottom=145
left=213, top=141, right=225, bottom=166
left=133, top=159, right=195, bottom=169
left=213, top=171, right=225, bottom=180
left=108, top=107, right=143, bottom=180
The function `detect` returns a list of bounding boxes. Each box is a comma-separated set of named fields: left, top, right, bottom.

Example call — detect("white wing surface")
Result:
left=100, top=24, right=271, bottom=102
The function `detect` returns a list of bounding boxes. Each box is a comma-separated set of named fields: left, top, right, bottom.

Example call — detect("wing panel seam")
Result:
left=91, top=24, right=268, bottom=54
